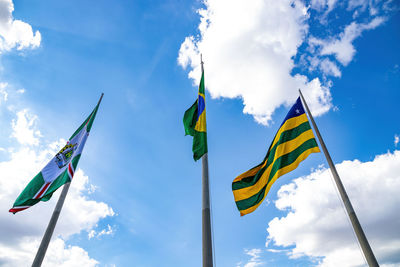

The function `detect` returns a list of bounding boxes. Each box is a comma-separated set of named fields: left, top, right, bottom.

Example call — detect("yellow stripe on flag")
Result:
left=270, top=114, right=308, bottom=149
left=233, top=130, right=317, bottom=201
left=233, top=115, right=308, bottom=184
left=238, top=146, right=320, bottom=216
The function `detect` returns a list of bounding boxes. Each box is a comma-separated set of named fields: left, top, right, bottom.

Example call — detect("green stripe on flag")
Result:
left=235, top=139, right=318, bottom=211
left=232, top=122, right=312, bottom=190
left=44, top=172, right=70, bottom=199
left=12, top=172, right=45, bottom=208
left=71, top=154, right=81, bottom=170
left=192, top=131, right=207, bottom=161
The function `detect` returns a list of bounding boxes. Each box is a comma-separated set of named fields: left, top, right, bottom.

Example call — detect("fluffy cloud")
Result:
left=394, top=135, right=399, bottom=147
left=88, top=224, right=114, bottom=240
left=178, top=1, right=391, bottom=125
left=178, top=0, right=332, bottom=125
left=0, top=238, right=98, bottom=267
left=0, top=82, right=9, bottom=101
left=266, top=150, right=400, bottom=266
left=310, top=0, right=338, bottom=21
left=347, top=0, right=391, bottom=16
left=237, top=248, right=264, bottom=267
left=309, top=17, right=386, bottom=66
left=310, top=0, right=337, bottom=12
left=319, top=58, right=341, bottom=77
left=304, top=13, right=388, bottom=77
left=10, top=109, right=42, bottom=146
left=0, top=0, right=41, bottom=52
left=0, top=108, right=114, bottom=266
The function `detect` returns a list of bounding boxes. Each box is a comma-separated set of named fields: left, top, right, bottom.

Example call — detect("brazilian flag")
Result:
left=232, top=97, right=320, bottom=216
left=183, top=70, right=207, bottom=161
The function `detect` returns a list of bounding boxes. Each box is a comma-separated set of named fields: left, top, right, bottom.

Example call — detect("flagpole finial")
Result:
left=200, top=54, right=204, bottom=73
left=97, top=93, right=104, bottom=106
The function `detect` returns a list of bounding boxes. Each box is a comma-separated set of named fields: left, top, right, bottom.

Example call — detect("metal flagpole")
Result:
left=32, top=93, right=104, bottom=267
left=32, top=183, right=71, bottom=267
left=202, top=153, right=213, bottom=267
left=201, top=55, right=214, bottom=267
left=299, top=89, right=379, bottom=267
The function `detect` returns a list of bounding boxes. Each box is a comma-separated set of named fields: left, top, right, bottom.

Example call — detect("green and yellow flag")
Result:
left=183, top=70, right=207, bottom=161
left=232, top=97, right=320, bottom=216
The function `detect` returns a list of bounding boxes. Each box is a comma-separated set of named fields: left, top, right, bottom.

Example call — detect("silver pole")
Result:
left=32, top=93, right=104, bottom=267
left=32, top=183, right=71, bottom=267
left=201, top=55, right=213, bottom=267
left=299, top=89, right=379, bottom=267
left=202, top=153, right=213, bottom=267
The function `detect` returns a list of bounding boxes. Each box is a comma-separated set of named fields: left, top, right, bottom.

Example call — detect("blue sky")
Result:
left=0, top=0, right=399, bottom=266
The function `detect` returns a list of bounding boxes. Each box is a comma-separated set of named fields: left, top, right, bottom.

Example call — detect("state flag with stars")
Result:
left=232, top=97, right=320, bottom=216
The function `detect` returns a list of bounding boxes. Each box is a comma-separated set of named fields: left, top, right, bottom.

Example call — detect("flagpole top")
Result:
left=200, top=54, right=204, bottom=73
left=97, top=93, right=104, bottom=106
left=299, top=89, right=306, bottom=102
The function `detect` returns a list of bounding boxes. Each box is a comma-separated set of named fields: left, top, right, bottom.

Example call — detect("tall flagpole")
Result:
left=201, top=55, right=214, bottom=267
left=299, top=89, right=378, bottom=267
left=32, top=182, right=71, bottom=267
left=32, top=93, right=104, bottom=267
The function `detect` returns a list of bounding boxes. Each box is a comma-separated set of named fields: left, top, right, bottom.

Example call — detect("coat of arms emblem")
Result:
left=55, top=143, right=77, bottom=168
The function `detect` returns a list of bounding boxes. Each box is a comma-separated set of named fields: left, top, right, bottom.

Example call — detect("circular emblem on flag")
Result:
left=55, top=143, right=77, bottom=168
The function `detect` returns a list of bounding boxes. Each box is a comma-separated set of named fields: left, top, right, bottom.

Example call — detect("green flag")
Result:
left=183, top=70, right=207, bottom=161
left=9, top=98, right=101, bottom=214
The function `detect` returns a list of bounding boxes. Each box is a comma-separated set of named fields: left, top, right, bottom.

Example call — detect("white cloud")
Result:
left=88, top=229, right=96, bottom=239
left=348, top=0, right=369, bottom=12
left=310, top=0, right=338, bottom=21
left=10, top=109, right=42, bottom=146
left=0, top=82, right=8, bottom=101
left=88, top=224, right=114, bottom=240
left=319, top=58, right=341, bottom=77
left=237, top=248, right=264, bottom=267
left=0, top=108, right=115, bottom=266
left=266, top=248, right=290, bottom=253
left=266, top=150, right=400, bottom=266
left=347, top=0, right=390, bottom=16
left=178, top=0, right=332, bottom=125
left=178, top=0, right=392, bottom=125
left=394, top=135, right=399, bottom=147
left=0, top=0, right=41, bottom=52
left=310, top=17, right=386, bottom=66
left=0, top=238, right=99, bottom=267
